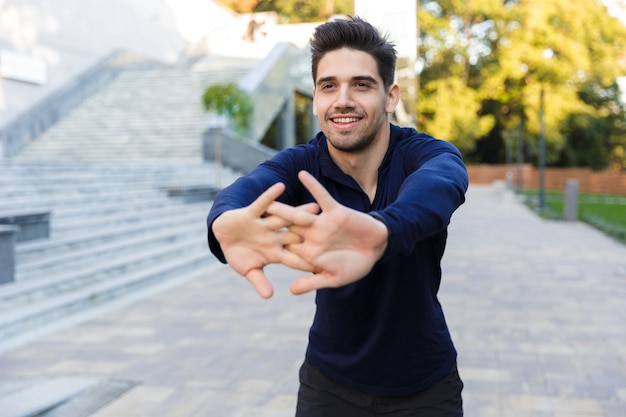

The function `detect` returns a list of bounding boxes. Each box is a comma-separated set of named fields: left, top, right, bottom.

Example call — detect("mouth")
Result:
left=329, top=116, right=363, bottom=126
left=332, top=116, right=360, bottom=123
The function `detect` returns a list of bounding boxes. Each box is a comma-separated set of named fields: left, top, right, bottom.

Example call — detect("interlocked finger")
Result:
left=275, top=229, right=303, bottom=246
left=280, top=249, right=318, bottom=273
left=262, top=215, right=292, bottom=231
left=249, top=183, right=286, bottom=218
left=265, top=202, right=317, bottom=227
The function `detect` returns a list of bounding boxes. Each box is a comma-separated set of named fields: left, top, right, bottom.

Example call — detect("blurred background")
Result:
left=0, top=2, right=625, bottom=417
left=1, top=0, right=625, bottom=351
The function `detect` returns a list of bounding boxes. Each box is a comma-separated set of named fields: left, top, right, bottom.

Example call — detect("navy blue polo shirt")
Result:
left=207, top=124, right=468, bottom=396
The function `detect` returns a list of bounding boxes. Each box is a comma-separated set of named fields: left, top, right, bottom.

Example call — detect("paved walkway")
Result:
left=0, top=185, right=625, bottom=417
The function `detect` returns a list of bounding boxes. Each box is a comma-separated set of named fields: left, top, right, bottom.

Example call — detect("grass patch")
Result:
left=523, top=190, right=626, bottom=245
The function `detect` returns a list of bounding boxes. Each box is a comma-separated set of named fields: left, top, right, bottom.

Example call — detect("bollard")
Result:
left=505, top=171, right=514, bottom=191
left=0, top=225, right=20, bottom=284
left=563, top=179, right=579, bottom=221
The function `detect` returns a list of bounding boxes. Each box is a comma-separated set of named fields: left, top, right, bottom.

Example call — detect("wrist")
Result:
left=369, top=211, right=389, bottom=260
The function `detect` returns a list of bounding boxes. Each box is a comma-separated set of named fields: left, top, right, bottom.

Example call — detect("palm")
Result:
left=218, top=210, right=273, bottom=276
left=212, top=183, right=317, bottom=298
left=266, top=171, right=388, bottom=295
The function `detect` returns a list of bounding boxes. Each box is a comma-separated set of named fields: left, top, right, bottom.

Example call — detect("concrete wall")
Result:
left=203, top=127, right=277, bottom=174
left=0, top=0, right=243, bottom=130
left=467, top=164, right=626, bottom=195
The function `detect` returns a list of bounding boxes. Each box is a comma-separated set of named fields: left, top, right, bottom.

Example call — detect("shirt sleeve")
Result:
left=206, top=174, right=266, bottom=263
left=372, top=138, right=468, bottom=261
left=206, top=146, right=313, bottom=263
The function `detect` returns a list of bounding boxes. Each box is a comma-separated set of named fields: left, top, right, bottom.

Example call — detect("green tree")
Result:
left=557, top=78, right=626, bottom=169
left=217, top=0, right=261, bottom=13
left=202, top=83, right=253, bottom=135
left=418, top=0, right=626, bottom=169
left=217, top=0, right=353, bottom=22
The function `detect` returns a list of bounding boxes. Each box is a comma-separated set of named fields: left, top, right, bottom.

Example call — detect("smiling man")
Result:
left=207, top=16, right=468, bottom=417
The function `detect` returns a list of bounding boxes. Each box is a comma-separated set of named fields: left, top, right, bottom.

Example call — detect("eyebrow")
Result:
left=316, top=75, right=379, bottom=86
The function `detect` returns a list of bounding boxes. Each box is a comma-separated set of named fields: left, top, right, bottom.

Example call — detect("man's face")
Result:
left=313, top=48, right=398, bottom=154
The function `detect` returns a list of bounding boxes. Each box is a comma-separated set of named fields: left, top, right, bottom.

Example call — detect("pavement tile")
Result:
left=0, top=185, right=625, bottom=416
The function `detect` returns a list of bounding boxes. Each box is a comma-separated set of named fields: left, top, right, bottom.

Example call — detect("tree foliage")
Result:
left=418, top=0, right=626, bottom=169
left=215, top=0, right=626, bottom=169
left=218, top=0, right=261, bottom=13
left=217, top=0, right=353, bottom=22
left=203, top=83, right=253, bottom=134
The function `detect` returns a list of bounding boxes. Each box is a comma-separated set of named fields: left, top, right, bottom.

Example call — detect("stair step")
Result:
left=15, top=66, right=256, bottom=162
left=0, top=250, right=215, bottom=340
left=15, top=205, right=206, bottom=259
left=17, top=222, right=201, bottom=276
left=17, top=232, right=205, bottom=284
left=5, top=238, right=209, bottom=307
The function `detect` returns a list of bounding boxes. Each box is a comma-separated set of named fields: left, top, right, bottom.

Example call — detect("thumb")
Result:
left=289, top=273, right=331, bottom=296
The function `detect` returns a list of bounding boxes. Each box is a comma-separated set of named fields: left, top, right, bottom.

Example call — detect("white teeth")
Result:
left=333, top=117, right=359, bottom=123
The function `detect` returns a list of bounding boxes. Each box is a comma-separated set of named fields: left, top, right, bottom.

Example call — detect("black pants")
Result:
left=295, top=361, right=463, bottom=417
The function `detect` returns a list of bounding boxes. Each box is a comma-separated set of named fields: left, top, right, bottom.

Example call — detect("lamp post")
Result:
left=517, top=62, right=529, bottom=196
left=516, top=116, right=524, bottom=194
left=537, top=48, right=554, bottom=213
left=538, top=85, right=546, bottom=212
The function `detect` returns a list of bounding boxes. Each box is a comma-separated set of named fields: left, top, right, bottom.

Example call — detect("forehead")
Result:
left=315, top=48, right=381, bottom=83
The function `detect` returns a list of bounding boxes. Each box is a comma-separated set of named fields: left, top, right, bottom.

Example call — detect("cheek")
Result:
left=312, top=98, right=328, bottom=119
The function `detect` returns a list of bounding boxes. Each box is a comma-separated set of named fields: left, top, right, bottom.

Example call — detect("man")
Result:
left=207, top=16, right=468, bottom=417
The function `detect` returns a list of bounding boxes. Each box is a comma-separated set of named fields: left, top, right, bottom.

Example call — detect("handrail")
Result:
left=237, top=42, right=312, bottom=145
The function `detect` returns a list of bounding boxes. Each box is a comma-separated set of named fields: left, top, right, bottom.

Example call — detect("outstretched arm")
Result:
left=211, top=182, right=319, bottom=299
left=265, top=171, right=389, bottom=295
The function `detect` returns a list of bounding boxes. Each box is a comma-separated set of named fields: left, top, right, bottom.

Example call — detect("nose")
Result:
left=334, top=85, right=355, bottom=109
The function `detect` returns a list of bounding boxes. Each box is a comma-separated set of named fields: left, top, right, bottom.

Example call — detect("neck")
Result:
left=328, top=131, right=390, bottom=203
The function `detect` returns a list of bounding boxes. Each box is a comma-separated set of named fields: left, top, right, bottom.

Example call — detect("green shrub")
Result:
left=523, top=190, right=626, bottom=244
left=202, top=83, right=253, bottom=134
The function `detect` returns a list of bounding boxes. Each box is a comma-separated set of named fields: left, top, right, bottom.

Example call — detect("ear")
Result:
left=385, top=83, right=401, bottom=113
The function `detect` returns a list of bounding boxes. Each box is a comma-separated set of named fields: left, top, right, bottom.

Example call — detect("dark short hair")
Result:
left=310, top=16, right=397, bottom=90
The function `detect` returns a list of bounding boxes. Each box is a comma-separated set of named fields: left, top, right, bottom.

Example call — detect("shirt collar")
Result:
left=315, top=123, right=400, bottom=188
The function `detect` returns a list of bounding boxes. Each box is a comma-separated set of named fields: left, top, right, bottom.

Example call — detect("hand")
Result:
left=212, top=182, right=319, bottom=299
left=265, top=171, right=389, bottom=295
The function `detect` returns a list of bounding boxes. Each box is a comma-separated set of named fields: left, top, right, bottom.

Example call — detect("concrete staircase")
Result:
left=15, top=56, right=258, bottom=162
left=0, top=55, right=261, bottom=348
left=0, top=160, right=241, bottom=347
